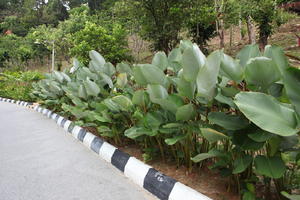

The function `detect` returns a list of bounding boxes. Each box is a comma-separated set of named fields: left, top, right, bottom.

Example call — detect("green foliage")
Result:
left=32, top=41, right=300, bottom=199
left=70, top=22, right=132, bottom=65
left=0, top=70, right=43, bottom=101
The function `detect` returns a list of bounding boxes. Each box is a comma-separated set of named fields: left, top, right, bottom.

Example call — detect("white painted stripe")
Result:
left=57, top=116, right=64, bottom=126
left=47, top=111, right=52, bottom=118
left=124, top=157, right=151, bottom=187
left=42, top=109, right=48, bottom=115
left=72, top=126, right=82, bottom=139
left=24, top=102, right=28, bottom=106
left=168, top=182, right=212, bottom=200
left=63, top=120, right=72, bottom=131
left=83, top=132, right=96, bottom=148
left=51, top=113, right=57, bottom=120
left=99, top=142, right=117, bottom=163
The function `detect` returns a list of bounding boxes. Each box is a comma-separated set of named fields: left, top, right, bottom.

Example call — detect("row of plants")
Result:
left=31, top=41, right=300, bottom=200
left=0, top=71, right=44, bottom=101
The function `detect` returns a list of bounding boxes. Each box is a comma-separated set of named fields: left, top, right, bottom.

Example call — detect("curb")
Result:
left=0, top=97, right=212, bottom=200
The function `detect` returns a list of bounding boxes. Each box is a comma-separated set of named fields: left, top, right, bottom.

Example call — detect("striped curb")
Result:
left=0, top=97, right=212, bottom=200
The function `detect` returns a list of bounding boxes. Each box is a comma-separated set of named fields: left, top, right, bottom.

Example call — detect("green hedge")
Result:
left=0, top=71, right=44, bottom=101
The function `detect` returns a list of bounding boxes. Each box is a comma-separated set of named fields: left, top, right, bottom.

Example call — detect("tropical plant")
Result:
left=32, top=41, right=300, bottom=199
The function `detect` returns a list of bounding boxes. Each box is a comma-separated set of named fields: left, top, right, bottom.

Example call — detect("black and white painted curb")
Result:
left=0, top=97, right=212, bottom=200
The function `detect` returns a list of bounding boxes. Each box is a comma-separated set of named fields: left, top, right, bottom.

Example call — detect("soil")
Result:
left=207, top=16, right=300, bottom=67
left=119, top=144, right=239, bottom=200
left=82, top=124, right=239, bottom=200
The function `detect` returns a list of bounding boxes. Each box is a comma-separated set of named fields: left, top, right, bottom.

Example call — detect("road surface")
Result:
left=0, top=101, right=155, bottom=200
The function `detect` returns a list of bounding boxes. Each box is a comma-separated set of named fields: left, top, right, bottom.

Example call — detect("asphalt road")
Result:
left=0, top=101, right=155, bottom=200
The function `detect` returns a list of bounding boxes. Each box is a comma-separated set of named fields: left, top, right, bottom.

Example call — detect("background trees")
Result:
left=0, top=0, right=296, bottom=70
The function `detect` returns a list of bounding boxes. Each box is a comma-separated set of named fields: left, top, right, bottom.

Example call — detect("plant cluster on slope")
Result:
left=0, top=71, right=44, bottom=101
left=32, top=41, right=300, bottom=200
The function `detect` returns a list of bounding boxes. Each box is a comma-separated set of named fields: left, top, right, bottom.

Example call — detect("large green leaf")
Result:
left=165, top=134, right=186, bottom=145
left=208, top=112, right=249, bottom=130
left=103, top=99, right=120, bottom=112
left=200, top=128, right=228, bottom=143
left=152, top=51, right=168, bottom=71
left=247, top=130, right=273, bottom=142
left=143, top=112, right=163, bottom=129
left=116, top=73, right=127, bottom=88
left=254, top=155, right=286, bottom=179
left=112, top=95, right=133, bottom=111
left=235, top=92, right=298, bottom=136
left=133, top=64, right=166, bottom=86
left=83, top=78, right=100, bottom=97
left=116, top=62, right=132, bottom=75
left=132, top=90, right=148, bottom=107
left=97, top=72, right=113, bottom=88
left=78, top=84, right=88, bottom=100
left=281, top=192, right=300, bottom=200
left=191, top=149, right=222, bottom=163
left=174, top=77, right=196, bottom=100
left=168, top=48, right=182, bottom=63
left=220, top=53, right=244, bottom=82
left=89, top=50, right=105, bottom=67
left=245, top=57, right=281, bottom=90
left=147, top=84, right=168, bottom=103
left=176, top=104, right=196, bottom=121
left=283, top=67, right=300, bottom=118
left=181, top=44, right=206, bottom=82
left=159, top=94, right=183, bottom=113
left=264, top=45, right=288, bottom=74
left=124, top=127, right=154, bottom=139
left=232, top=155, right=252, bottom=174
left=103, top=62, right=116, bottom=77
left=196, top=50, right=221, bottom=100
left=237, top=44, right=260, bottom=68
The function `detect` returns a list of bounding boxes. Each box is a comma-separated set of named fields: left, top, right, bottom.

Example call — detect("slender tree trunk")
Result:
left=246, top=16, right=256, bottom=44
left=259, top=29, right=268, bottom=50
left=219, top=19, right=225, bottom=48
left=239, top=17, right=243, bottom=41
left=229, top=26, right=233, bottom=48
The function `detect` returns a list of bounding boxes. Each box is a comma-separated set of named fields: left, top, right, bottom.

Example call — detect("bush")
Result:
left=0, top=71, right=44, bottom=101
left=69, top=22, right=132, bottom=65
left=32, top=43, right=300, bottom=199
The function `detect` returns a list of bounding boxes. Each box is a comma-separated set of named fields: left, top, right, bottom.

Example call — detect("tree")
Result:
left=121, top=0, right=190, bottom=53
left=186, top=0, right=217, bottom=52
left=242, top=0, right=293, bottom=49
left=69, top=22, right=132, bottom=64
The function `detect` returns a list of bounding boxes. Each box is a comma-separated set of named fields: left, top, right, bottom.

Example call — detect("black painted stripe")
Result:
left=90, top=137, right=104, bottom=154
left=61, top=118, right=67, bottom=127
left=54, top=115, right=60, bottom=122
left=143, top=168, right=177, bottom=200
left=111, top=149, right=130, bottom=172
left=47, top=111, right=53, bottom=118
left=67, top=122, right=75, bottom=133
left=77, top=128, right=87, bottom=142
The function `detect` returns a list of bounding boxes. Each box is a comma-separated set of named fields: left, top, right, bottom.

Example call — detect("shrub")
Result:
left=69, top=22, right=132, bottom=65
left=33, top=42, right=300, bottom=199
left=0, top=71, right=44, bottom=101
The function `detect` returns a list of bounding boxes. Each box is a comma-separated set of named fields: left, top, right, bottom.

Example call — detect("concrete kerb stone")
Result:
left=0, top=97, right=212, bottom=200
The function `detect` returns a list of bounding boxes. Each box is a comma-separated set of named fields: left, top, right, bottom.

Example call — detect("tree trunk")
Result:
left=229, top=26, right=233, bottom=48
left=219, top=19, right=225, bottom=49
left=259, top=30, right=268, bottom=50
left=246, top=16, right=256, bottom=44
left=239, top=19, right=243, bottom=41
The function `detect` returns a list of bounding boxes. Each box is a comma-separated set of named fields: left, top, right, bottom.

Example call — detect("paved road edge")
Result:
left=0, top=97, right=212, bottom=200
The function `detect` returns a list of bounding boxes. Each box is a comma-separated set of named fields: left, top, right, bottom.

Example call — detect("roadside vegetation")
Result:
left=0, top=0, right=299, bottom=199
